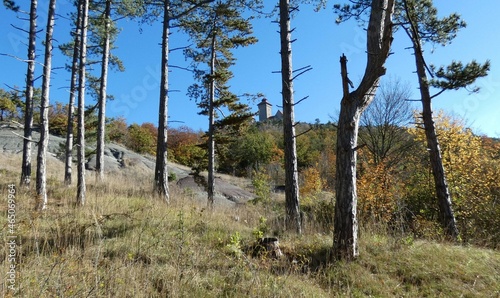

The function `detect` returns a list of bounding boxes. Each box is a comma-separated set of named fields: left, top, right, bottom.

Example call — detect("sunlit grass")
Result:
left=1, top=152, right=499, bottom=297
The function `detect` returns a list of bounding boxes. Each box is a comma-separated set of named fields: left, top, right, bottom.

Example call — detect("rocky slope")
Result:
left=0, top=121, right=254, bottom=206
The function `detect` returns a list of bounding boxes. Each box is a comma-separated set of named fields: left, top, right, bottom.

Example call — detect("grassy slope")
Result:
left=0, top=153, right=499, bottom=297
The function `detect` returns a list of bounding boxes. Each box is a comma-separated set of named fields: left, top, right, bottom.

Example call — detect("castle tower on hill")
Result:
left=257, top=98, right=283, bottom=122
left=258, top=98, right=272, bottom=122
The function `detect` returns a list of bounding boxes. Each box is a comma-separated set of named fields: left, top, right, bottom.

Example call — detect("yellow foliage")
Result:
left=300, top=165, right=324, bottom=205
left=408, top=111, right=499, bottom=240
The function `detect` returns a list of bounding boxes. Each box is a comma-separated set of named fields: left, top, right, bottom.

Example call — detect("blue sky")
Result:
left=1, top=0, right=499, bottom=137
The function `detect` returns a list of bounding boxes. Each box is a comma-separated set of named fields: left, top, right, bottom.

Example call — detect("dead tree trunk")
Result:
left=20, top=0, right=37, bottom=187
left=333, top=0, right=395, bottom=261
left=35, top=0, right=56, bottom=211
left=334, top=55, right=361, bottom=260
left=279, top=0, right=301, bottom=234
left=96, top=0, right=111, bottom=182
left=76, top=0, right=89, bottom=206
left=154, top=0, right=170, bottom=203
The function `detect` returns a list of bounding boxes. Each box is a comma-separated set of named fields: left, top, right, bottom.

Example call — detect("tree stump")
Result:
left=256, top=237, right=283, bottom=259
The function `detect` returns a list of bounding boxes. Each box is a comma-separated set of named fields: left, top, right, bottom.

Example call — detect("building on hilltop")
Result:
left=257, top=98, right=283, bottom=122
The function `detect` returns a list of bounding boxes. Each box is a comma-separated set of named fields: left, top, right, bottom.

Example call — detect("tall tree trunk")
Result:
left=207, top=33, right=216, bottom=208
left=35, top=0, right=56, bottom=211
left=333, top=0, right=394, bottom=261
left=334, top=55, right=363, bottom=260
left=76, top=0, right=89, bottom=206
left=64, top=0, right=83, bottom=185
left=408, top=30, right=459, bottom=240
left=154, top=0, right=170, bottom=202
left=96, top=0, right=111, bottom=182
left=20, top=0, right=37, bottom=187
left=279, top=0, right=301, bottom=234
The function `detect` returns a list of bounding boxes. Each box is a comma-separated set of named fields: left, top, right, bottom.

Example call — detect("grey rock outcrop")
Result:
left=0, top=122, right=254, bottom=206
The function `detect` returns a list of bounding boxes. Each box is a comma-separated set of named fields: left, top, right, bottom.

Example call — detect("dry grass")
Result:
left=0, top=152, right=499, bottom=297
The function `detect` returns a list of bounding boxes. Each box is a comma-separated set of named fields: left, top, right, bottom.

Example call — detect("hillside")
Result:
left=1, top=127, right=499, bottom=297
left=0, top=123, right=254, bottom=207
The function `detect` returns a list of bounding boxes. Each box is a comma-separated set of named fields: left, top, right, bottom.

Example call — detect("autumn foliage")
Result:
left=167, top=126, right=205, bottom=168
left=353, top=111, right=499, bottom=247
left=17, top=97, right=496, bottom=248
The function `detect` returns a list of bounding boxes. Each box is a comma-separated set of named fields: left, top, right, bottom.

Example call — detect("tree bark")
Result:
left=279, top=0, right=301, bottom=234
left=407, top=26, right=459, bottom=240
left=207, top=32, right=216, bottom=208
left=154, top=0, right=170, bottom=203
left=35, top=0, right=56, bottom=211
left=96, top=0, right=112, bottom=182
left=76, top=0, right=89, bottom=206
left=334, top=55, right=361, bottom=260
left=20, top=0, right=37, bottom=187
left=64, top=0, right=83, bottom=185
left=333, top=0, right=395, bottom=261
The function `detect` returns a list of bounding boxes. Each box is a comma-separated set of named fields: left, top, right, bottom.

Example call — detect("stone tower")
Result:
left=258, top=98, right=272, bottom=122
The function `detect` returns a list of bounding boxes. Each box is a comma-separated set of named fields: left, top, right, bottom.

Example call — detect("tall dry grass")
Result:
left=1, top=152, right=499, bottom=297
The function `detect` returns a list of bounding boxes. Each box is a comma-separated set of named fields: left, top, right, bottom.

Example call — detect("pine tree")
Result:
left=333, top=0, right=395, bottom=260
left=183, top=0, right=257, bottom=208
left=35, top=0, right=57, bottom=211
left=400, top=0, right=490, bottom=239
left=278, top=0, right=302, bottom=234
left=95, top=0, right=112, bottom=182
left=20, top=0, right=37, bottom=187
left=76, top=0, right=90, bottom=206
left=143, top=0, right=215, bottom=202
left=62, top=0, right=82, bottom=186
left=88, top=0, right=132, bottom=181
left=60, top=0, right=128, bottom=185
left=153, top=0, right=171, bottom=202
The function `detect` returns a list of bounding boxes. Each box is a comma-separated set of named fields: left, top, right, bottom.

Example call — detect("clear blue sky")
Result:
left=1, top=0, right=499, bottom=137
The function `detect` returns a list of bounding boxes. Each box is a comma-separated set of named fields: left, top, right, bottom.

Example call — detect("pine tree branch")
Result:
left=172, top=0, right=215, bottom=20
left=294, top=127, right=313, bottom=138
left=292, top=95, right=309, bottom=106
left=11, top=131, right=39, bottom=144
left=11, top=24, right=30, bottom=34
left=400, top=3, right=434, bottom=79
left=170, top=45, right=192, bottom=52
left=430, top=88, right=447, bottom=99
left=169, top=65, right=194, bottom=72
left=291, top=66, right=312, bottom=81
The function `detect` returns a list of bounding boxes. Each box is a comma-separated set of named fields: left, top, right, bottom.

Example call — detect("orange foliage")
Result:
left=167, top=126, right=205, bottom=166
left=357, top=159, right=401, bottom=223
left=107, top=117, right=128, bottom=144
left=300, top=165, right=324, bottom=204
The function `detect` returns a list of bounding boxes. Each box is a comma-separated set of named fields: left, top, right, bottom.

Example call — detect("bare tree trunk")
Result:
left=20, top=0, right=37, bottom=187
left=64, top=0, right=83, bottom=185
left=96, top=0, right=111, bottom=182
left=207, top=33, right=216, bottom=209
left=334, top=57, right=361, bottom=261
left=409, top=31, right=459, bottom=240
left=154, top=0, right=170, bottom=202
left=333, top=0, right=395, bottom=261
left=76, top=0, right=89, bottom=206
left=279, top=0, right=301, bottom=234
left=35, top=0, right=56, bottom=211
